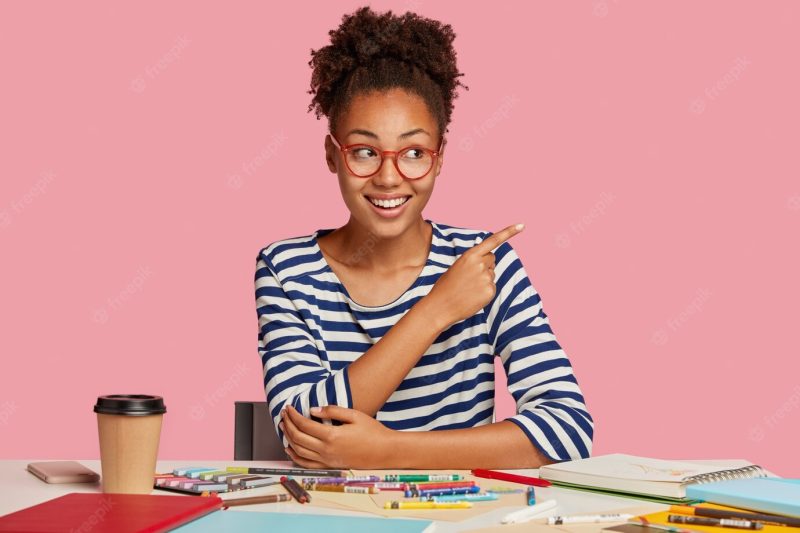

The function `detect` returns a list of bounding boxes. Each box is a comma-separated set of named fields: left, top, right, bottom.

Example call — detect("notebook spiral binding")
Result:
left=684, top=464, right=767, bottom=485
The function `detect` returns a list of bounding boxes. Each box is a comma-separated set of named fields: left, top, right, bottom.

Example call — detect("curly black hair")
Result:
left=307, top=6, right=468, bottom=139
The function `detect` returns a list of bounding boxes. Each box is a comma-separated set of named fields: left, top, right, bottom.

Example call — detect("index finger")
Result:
left=471, top=223, right=525, bottom=255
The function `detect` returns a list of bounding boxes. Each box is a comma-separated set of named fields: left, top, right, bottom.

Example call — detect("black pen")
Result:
left=668, top=514, right=763, bottom=530
left=227, top=466, right=344, bottom=477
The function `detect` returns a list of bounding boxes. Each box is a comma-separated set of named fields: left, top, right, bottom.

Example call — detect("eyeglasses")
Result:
left=329, top=133, right=445, bottom=180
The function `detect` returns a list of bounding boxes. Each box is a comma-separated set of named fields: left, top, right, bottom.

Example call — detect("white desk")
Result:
left=0, top=460, right=667, bottom=532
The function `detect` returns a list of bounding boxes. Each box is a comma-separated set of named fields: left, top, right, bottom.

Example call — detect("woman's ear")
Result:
left=324, top=134, right=338, bottom=173
left=434, top=138, right=446, bottom=176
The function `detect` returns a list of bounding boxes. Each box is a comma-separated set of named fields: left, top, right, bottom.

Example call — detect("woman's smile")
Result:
left=364, top=194, right=412, bottom=218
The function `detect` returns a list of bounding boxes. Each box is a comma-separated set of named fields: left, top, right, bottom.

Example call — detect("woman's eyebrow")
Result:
left=346, top=128, right=431, bottom=140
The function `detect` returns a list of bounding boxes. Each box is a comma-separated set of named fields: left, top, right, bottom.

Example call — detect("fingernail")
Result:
left=310, top=407, right=322, bottom=415
left=515, top=223, right=525, bottom=230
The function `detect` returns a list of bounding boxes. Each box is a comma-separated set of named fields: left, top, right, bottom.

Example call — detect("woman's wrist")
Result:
left=386, top=428, right=417, bottom=469
left=413, top=294, right=452, bottom=335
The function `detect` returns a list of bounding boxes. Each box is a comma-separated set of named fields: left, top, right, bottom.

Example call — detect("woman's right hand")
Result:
left=422, top=223, right=525, bottom=331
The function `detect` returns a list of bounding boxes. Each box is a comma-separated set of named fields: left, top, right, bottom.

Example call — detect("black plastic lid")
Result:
left=93, top=394, right=166, bottom=416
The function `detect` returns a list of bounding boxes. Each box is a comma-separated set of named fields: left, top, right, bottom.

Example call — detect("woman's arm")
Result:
left=346, top=225, right=524, bottom=416
left=344, top=296, right=448, bottom=416
left=281, top=404, right=554, bottom=469
left=392, top=420, right=555, bottom=469
left=488, top=245, right=594, bottom=462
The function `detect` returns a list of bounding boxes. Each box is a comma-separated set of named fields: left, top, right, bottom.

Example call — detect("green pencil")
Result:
left=383, top=474, right=462, bottom=482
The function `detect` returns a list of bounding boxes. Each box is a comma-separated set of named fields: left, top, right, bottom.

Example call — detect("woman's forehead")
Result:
left=339, top=89, right=438, bottom=139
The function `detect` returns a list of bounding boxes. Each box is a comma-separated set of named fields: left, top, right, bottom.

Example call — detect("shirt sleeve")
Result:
left=255, top=252, right=353, bottom=447
left=486, top=241, right=594, bottom=462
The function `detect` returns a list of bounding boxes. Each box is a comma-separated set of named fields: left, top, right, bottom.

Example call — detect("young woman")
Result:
left=255, top=6, right=593, bottom=469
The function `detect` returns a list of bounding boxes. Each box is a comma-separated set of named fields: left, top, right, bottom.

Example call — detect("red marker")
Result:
left=471, top=469, right=551, bottom=488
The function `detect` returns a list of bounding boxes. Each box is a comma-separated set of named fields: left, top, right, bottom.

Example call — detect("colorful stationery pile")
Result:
left=151, top=466, right=562, bottom=524
left=154, top=465, right=342, bottom=495
left=300, top=472, right=498, bottom=509
left=308, top=468, right=558, bottom=522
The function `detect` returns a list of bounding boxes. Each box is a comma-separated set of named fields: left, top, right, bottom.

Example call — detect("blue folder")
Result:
left=172, top=509, right=434, bottom=532
left=686, top=478, right=800, bottom=518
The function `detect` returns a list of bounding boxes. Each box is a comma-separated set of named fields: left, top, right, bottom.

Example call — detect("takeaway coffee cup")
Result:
left=94, top=394, right=166, bottom=494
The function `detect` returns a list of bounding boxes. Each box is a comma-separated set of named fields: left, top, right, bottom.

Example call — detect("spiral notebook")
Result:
left=538, top=454, right=770, bottom=503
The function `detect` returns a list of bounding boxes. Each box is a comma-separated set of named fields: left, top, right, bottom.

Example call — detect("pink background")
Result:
left=1, top=2, right=798, bottom=475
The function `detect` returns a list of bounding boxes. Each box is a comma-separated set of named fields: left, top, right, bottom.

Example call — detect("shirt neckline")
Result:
left=311, top=219, right=438, bottom=311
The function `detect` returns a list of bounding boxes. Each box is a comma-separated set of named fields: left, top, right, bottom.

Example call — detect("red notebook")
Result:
left=0, top=493, right=223, bottom=532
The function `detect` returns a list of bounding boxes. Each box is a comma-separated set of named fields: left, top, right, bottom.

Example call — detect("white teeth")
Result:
left=368, top=196, right=409, bottom=208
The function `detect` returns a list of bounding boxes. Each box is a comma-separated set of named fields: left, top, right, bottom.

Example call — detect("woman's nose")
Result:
left=370, top=154, right=405, bottom=186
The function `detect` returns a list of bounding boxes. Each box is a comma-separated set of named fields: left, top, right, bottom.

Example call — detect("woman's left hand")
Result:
left=280, top=405, right=396, bottom=469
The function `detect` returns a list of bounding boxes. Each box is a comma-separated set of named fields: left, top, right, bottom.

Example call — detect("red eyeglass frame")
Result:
left=329, top=133, right=446, bottom=180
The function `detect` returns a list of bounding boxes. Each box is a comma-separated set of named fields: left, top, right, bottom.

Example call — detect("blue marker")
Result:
left=406, top=486, right=481, bottom=498
left=526, top=485, right=536, bottom=505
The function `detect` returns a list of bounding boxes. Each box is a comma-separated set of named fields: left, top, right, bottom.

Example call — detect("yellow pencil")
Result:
left=384, top=500, right=472, bottom=509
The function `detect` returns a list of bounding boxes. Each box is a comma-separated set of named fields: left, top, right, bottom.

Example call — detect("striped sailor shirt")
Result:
left=254, top=219, right=593, bottom=461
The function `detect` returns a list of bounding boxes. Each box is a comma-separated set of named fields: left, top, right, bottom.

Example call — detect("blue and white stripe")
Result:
left=255, top=220, right=593, bottom=461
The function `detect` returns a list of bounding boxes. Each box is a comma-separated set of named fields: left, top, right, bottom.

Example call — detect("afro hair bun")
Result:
left=307, top=6, right=468, bottom=137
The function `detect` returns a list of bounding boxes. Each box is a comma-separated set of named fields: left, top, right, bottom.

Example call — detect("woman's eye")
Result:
left=352, top=147, right=377, bottom=159
left=402, top=148, right=424, bottom=159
